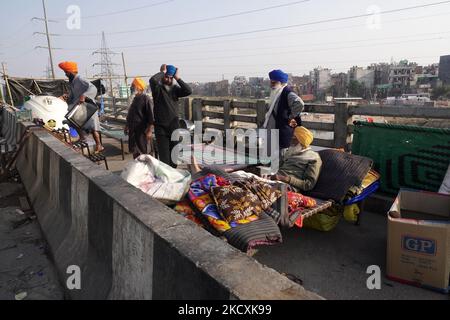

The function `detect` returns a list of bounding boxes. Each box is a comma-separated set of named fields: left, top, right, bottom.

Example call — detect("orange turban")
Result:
left=294, top=126, right=314, bottom=148
left=132, top=77, right=147, bottom=92
left=58, top=61, right=78, bottom=74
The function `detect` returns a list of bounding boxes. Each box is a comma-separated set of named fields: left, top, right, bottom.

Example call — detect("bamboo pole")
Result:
left=2, top=63, right=15, bottom=107
left=121, top=52, right=128, bottom=88
left=0, top=78, right=4, bottom=104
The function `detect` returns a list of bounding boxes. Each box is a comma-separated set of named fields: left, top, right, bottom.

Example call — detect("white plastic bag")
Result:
left=439, top=165, right=450, bottom=195
left=121, top=155, right=191, bottom=205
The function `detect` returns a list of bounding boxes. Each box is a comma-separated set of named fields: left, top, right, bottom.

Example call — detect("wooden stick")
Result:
left=2, top=63, right=15, bottom=107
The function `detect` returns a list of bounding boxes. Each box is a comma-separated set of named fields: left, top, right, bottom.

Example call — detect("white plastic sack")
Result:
left=439, top=165, right=450, bottom=195
left=121, top=155, right=191, bottom=205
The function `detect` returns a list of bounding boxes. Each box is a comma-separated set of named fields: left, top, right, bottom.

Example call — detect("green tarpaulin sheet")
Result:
left=352, top=122, right=450, bottom=195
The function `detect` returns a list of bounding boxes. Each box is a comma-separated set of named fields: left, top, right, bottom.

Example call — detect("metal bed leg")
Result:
left=120, top=139, right=125, bottom=161
left=355, top=200, right=366, bottom=226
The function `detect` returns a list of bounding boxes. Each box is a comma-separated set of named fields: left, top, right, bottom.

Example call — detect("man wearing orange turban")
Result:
left=125, top=78, right=155, bottom=159
left=59, top=61, right=104, bottom=153
left=58, top=61, right=78, bottom=74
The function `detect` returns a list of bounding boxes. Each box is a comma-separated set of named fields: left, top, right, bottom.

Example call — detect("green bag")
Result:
left=304, top=206, right=341, bottom=232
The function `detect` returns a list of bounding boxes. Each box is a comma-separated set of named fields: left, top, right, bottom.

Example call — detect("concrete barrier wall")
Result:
left=2, top=109, right=321, bottom=300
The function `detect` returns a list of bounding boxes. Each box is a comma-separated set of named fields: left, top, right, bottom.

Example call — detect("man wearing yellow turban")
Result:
left=125, top=78, right=155, bottom=159
left=271, top=126, right=322, bottom=192
left=58, top=61, right=104, bottom=153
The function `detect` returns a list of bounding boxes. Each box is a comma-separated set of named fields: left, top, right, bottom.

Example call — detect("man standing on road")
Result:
left=264, top=69, right=304, bottom=156
left=150, top=64, right=192, bottom=167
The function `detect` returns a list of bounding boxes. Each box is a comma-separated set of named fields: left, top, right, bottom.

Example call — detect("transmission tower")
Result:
left=92, top=31, right=119, bottom=96
left=43, top=58, right=53, bottom=79
left=32, top=0, right=60, bottom=80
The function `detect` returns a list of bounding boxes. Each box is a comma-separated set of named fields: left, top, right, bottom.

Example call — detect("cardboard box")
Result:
left=387, top=189, right=450, bottom=293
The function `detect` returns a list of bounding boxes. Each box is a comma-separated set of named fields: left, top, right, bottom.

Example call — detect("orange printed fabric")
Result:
left=174, top=200, right=204, bottom=227
left=288, top=191, right=317, bottom=213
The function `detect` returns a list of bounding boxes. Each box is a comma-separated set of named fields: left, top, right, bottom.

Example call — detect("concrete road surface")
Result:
left=254, top=211, right=449, bottom=300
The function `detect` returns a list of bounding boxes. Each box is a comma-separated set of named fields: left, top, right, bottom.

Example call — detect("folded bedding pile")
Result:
left=180, top=172, right=283, bottom=252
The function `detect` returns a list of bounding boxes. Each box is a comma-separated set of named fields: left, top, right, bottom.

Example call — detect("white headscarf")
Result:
left=263, top=84, right=286, bottom=128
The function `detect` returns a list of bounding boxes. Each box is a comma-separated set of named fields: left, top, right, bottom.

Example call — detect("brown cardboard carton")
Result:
left=387, top=189, right=450, bottom=293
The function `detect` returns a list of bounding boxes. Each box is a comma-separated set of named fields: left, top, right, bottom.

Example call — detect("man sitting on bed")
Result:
left=270, top=126, right=322, bottom=192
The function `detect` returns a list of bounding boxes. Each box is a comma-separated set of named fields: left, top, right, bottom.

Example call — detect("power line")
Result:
left=0, top=21, right=33, bottom=43
left=52, top=0, right=175, bottom=21
left=127, top=34, right=450, bottom=65
left=127, top=30, right=450, bottom=59
left=0, top=34, right=35, bottom=50
left=57, top=0, right=311, bottom=37
left=53, top=1, right=450, bottom=51
left=47, top=8, right=450, bottom=53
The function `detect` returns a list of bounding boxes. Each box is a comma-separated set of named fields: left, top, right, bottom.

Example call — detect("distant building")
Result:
left=439, top=55, right=450, bottom=85
left=388, top=60, right=417, bottom=93
left=331, top=73, right=348, bottom=97
left=248, top=77, right=264, bottom=87
left=415, top=64, right=440, bottom=94
left=348, top=66, right=375, bottom=88
left=231, top=76, right=248, bottom=97
left=371, top=63, right=391, bottom=87
left=291, top=75, right=313, bottom=96
left=203, top=80, right=230, bottom=97
left=310, top=67, right=332, bottom=96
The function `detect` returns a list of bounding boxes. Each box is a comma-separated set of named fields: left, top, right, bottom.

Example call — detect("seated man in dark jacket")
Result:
left=271, top=126, right=322, bottom=192
left=150, top=64, right=192, bottom=167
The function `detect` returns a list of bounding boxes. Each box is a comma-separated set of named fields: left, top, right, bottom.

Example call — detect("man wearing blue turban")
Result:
left=150, top=64, right=193, bottom=167
left=264, top=69, right=304, bottom=155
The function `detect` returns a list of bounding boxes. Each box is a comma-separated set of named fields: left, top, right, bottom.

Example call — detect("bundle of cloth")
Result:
left=121, top=155, right=191, bottom=205
left=174, top=167, right=318, bottom=252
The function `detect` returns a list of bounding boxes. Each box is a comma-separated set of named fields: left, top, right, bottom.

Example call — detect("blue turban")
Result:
left=269, top=69, right=289, bottom=83
left=166, top=65, right=177, bottom=77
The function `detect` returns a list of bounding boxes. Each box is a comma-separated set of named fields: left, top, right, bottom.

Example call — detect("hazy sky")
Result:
left=1, top=0, right=450, bottom=82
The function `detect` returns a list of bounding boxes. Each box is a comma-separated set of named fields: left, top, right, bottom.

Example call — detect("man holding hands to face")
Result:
left=150, top=64, right=192, bottom=167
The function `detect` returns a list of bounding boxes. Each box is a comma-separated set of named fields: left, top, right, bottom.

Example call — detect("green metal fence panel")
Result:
left=352, top=122, right=450, bottom=195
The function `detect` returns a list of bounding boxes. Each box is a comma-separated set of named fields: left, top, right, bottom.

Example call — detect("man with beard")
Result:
left=125, top=77, right=154, bottom=159
left=59, top=61, right=104, bottom=153
left=150, top=64, right=192, bottom=167
left=270, top=126, right=322, bottom=192
left=264, top=69, right=304, bottom=157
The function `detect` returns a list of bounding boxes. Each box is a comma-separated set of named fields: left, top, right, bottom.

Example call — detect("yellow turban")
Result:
left=58, top=61, right=78, bottom=74
left=294, top=126, right=314, bottom=148
left=132, top=77, right=147, bottom=92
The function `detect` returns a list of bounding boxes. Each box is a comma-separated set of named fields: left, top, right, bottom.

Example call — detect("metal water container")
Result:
left=65, top=101, right=98, bottom=129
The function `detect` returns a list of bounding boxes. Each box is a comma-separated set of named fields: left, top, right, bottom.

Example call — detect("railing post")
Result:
left=183, top=98, right=191, bottom=121
left=334, top=102, right=352, bottom=150
left=112, top=97, right=117, bottom=119
left=256, top=100, right=267, bottom=128
left=192, top=98, right=203, bottom=122
left=223, top=100, right=231, bottom=131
